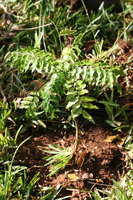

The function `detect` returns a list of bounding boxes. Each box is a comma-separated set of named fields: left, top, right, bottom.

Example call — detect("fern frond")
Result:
left=6, top=46, right=124, bottom=123
left=20, top=95, right=44, bottom=118
left=71, top=63, right=124, bottom=92
left=6, top=47, right=56, bottom=74
left=40, top=72, right=66, bottom=114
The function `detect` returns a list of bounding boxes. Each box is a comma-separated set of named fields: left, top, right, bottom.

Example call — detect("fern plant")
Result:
left=4, top=3, right=126, bottom=179
left=5, top=45, right=124, bottom=125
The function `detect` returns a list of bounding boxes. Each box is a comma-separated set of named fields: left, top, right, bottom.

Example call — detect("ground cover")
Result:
left=0, top=0, right=133, bottom=199
left=17, top=40, right=133, bottom=199
left=18, top=111, right=126, bottom=199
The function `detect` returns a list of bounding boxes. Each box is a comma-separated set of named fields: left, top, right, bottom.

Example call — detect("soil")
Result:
left=15, top=39, right=133, bottom=199
left=17, top=109, right=126, bottom=199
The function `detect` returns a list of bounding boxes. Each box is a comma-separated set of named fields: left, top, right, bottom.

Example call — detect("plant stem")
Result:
left=73, top=117, right=79, bottom=153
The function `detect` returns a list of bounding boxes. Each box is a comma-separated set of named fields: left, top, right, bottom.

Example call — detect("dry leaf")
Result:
left=77, top=151, right=88, bottom=169
left=30, top=195, right=36, bottom=200
left=0, top=129, right=5, bottom=134
left=67, top=174, right=81, bottom=181
left=104, top=135, right=122, bottom=143
left=0, top=4, right=6, bottom=15
left=125, top=103, right=133, bottom=108
left=117, top=137, right=126, bottom=147
left=34, top=80, right=44, bottom=90
left=96, top=179, right=104, bottom=183
left=84, top=39, right=99, bottom=53
left=66, top=36, right=74, bottom=47
left=14, top=97, right=23, bottom=106
left=34, top=72, right=45, bottom=78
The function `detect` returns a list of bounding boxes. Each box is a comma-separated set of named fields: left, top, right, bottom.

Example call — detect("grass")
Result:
left=0, top=0, right=133, bottom=198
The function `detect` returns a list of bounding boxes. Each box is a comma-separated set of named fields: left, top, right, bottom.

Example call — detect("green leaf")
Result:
left=82, top=66, right=87, bottom=80
left=66, top=88, right=75, bottom=95
left=76, top=67, right=83, bottom=79
left=66, top=96, right=79, bottom=109
left=60, top=29, right=76, bottom=36
left=99, top=100, right=119, bottom=107
left=71, top=107, right=82, bottom=118
left=80, top=96, right=97, bottom=102
left=82, top=110, right=95, bottom=124
left=113, top=125, right=130, bottom=131
left=66, top=89, right=77, bottom=100
left=72, top=101, right=81, bottom=110
left=108, top=73, right=114, bottom=89
left=95, top=68, right=101, bottom=86
left=76, top=80, right=85, bottom=86
left=37, top=120, right=46, bottom=128
left=78, top=89, right=88, bottom=95
left=88, top=67, right=94, bottom=84
left=105, top=120, right=117, bottom=127
left=87, top=58, right=94, bottom=65
left=71, top=103, right=81, bottom=115
left=82, top=103, right=99, bottom=109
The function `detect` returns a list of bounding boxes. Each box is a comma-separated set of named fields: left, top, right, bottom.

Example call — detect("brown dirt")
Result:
left=17, top=111, right=126, bottom=199
left=17, top=40, right=133, bottom=199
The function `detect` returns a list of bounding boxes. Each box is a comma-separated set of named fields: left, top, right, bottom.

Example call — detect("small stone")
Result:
left=82, top=173, right=93, bottom=179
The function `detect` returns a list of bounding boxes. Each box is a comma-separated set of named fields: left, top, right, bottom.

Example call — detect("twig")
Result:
left=11, top=22, right=52, bottom=31
left=4, top=65, right=28, bottom=96
left=66, top=180, right=113, bottom=189
left=0, top=85, right=7, bottom=103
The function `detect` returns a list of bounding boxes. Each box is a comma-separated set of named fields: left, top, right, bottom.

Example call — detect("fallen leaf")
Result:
left=125, top=103, right=133, bottom=108
left=67, top=174, right=81, bottom=181
left=14, top=97, right=23, bottom=106
left=117, top=137, right=126, bottom=147
left=77, top=151, right=88, bottom=169
left=30, top=195, right=36, bottom=200
left=34, top=80, right=44, bottom=90
left=104, top=135, right=122, bottom=143
left=84, top=39, right=99, bottom=53
left=96, top=179, right=104, bottom=183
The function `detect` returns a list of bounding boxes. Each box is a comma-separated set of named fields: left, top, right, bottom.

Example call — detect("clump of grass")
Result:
left=40, top=144, right=73, bottom=176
